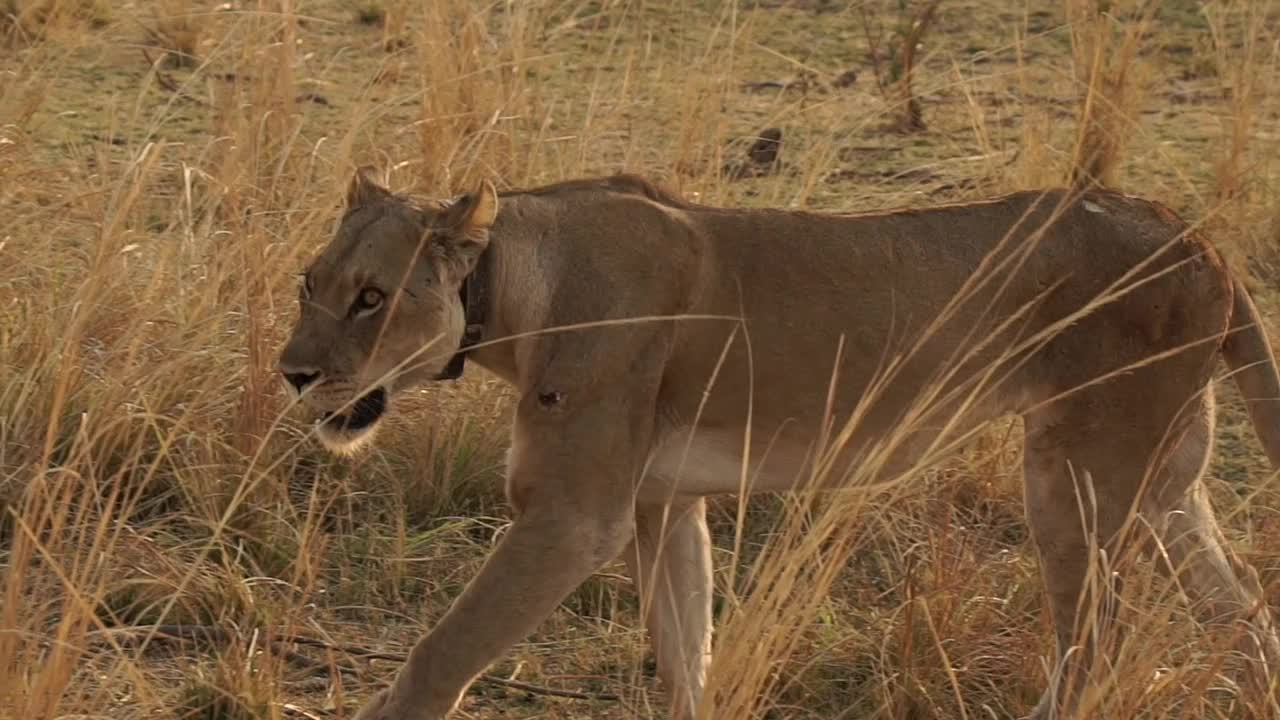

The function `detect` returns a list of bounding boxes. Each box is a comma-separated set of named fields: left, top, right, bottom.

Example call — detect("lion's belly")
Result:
left=640, top=428, right=813, bottom=500
left=638, top=374, right=1028, bottom=502
left=639, top=424, right=953, bottom=501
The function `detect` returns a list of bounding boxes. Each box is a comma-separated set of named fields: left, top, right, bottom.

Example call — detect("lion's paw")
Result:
left=349, top=688, right=442, bottom=720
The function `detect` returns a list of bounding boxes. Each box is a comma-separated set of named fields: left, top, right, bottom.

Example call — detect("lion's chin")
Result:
left=315, top=387, right=387, bottom=455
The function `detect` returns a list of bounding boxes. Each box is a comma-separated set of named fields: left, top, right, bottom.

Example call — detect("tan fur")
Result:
left=278, top=172, right=1280, bottom=719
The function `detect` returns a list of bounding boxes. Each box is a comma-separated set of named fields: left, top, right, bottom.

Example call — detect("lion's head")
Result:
left=277, top=169, right=497, bottom=452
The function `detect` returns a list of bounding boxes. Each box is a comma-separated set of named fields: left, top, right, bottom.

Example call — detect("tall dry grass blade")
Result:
left=1065, top=0, right=1158, bottom=190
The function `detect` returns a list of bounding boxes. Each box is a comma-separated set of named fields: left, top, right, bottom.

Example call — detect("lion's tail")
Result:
left=1222, top=276, right=1280, bottom=468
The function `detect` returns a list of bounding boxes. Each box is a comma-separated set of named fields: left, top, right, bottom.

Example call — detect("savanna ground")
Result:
left=3, top=0, right=1280, bottom=718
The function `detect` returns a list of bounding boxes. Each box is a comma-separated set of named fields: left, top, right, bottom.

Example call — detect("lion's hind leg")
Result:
left=1142, top=427, right=1280, bottom=714
left=622, top=499, right=714, bottom=720
left=1022, top=402, right=1146, bottom=720
left=1023, top=387, right=1280, bottom=719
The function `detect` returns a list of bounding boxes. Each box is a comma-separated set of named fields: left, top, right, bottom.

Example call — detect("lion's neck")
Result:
left=465, top=205, right=543, bottom=385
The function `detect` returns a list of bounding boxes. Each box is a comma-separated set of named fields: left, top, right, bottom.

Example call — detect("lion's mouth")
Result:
left=322, top=387, right=387, bottom=432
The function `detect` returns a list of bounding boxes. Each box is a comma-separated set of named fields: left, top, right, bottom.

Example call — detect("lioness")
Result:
left=278, top=170, right=1280, bottom=720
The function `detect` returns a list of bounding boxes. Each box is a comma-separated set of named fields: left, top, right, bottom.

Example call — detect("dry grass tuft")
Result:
left=1065, top=0, right=1158, bottom=190
left=1, top=0, right=109, bottom=42
left=135, top=1, right=203, bottom=69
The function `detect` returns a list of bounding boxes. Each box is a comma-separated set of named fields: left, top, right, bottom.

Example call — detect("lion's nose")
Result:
left=281, top=365, right=323, bottom=394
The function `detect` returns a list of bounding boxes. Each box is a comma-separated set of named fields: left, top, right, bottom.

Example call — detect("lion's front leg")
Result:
left=350, top=687, right=390, bottom=720
left=355, top=374, right=662, bottom=719
left=353, top=484, right=634, bottom=719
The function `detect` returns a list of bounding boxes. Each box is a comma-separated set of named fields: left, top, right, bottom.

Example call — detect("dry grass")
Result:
left=3, top=1, right=1280, bottom=719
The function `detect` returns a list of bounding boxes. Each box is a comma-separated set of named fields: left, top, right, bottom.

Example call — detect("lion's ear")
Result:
left=433, top=179, right=497, bottom=279
left=346, top=166, right=390, bottom=208
left=443, top=178, right=498, bottom=234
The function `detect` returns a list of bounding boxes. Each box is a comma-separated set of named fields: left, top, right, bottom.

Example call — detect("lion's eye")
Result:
left=352, top=287, right=384, bottom=315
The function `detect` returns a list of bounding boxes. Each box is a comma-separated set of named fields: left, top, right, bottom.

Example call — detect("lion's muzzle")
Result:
left=322, top=387, right=387, bottom=433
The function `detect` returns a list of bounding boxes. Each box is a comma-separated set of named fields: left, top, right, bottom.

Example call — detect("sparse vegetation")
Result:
left=860, top=0, right=943, bottom=132
left=1, top=0, right=110, bottom=41
left=2, top=1, right=1280, bottom=719
left=1065, top=0, right=1159, bottom=189
left=136, top=1, right=203, bottom=68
